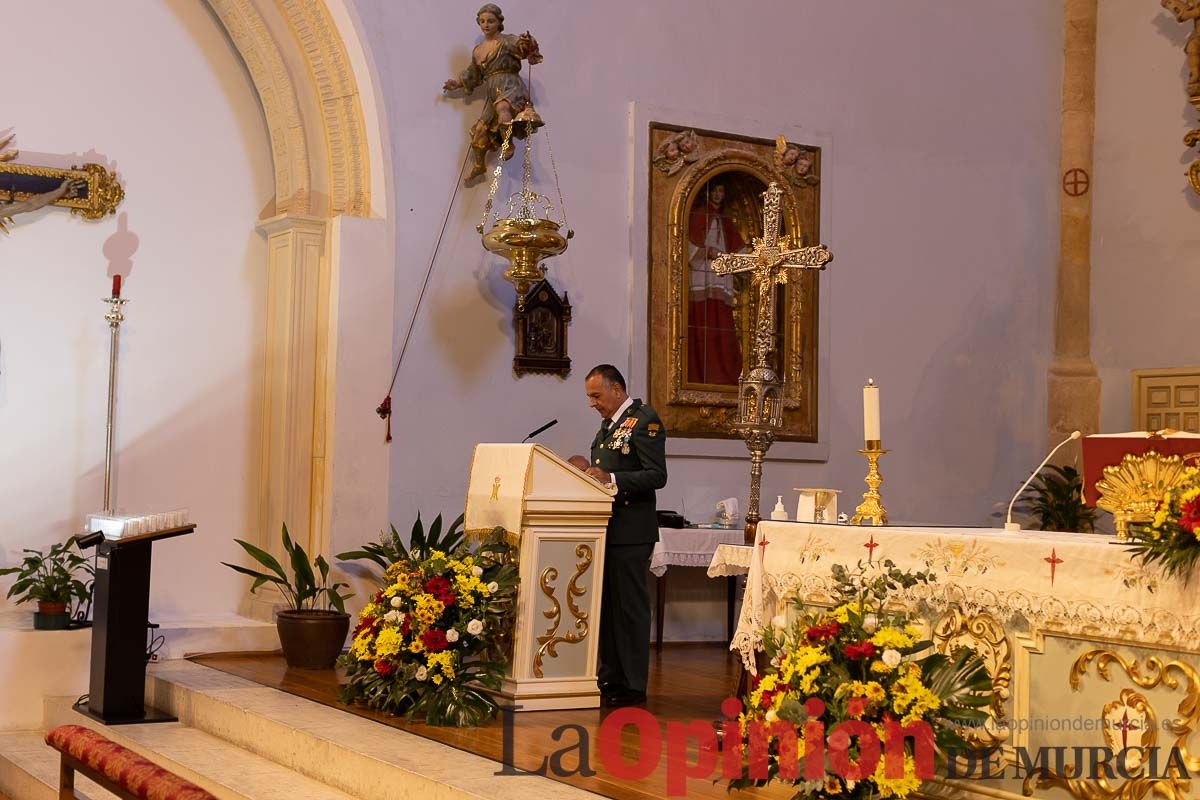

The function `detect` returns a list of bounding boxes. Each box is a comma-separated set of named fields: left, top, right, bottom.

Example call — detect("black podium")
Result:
left=75, top=524, right=195, bottom=725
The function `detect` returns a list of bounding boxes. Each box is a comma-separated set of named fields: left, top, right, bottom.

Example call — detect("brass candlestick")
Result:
left=849, top=440, right=889, bottom=526
left=102, top=291, right=128, bottom=514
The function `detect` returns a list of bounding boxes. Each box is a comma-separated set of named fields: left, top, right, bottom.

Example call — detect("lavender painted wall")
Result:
left=1094, top=1, right=1200, bottom=429
left=358, top=0, right=1061, bottom=542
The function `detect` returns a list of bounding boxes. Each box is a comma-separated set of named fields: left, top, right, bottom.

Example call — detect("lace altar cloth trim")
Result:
left=717, top=522, right=1200, bottom=672
left=651, top=527, right=746, bottom=576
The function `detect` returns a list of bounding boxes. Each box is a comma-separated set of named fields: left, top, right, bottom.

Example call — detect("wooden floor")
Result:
left=192, top=644, right=792, bottom=800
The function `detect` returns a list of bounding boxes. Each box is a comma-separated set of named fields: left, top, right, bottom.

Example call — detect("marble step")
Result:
left=0, top=730, right=119, bottom=800
left=3, top=707, right=357, bottom=800
left=144, top=659, right=600, bottom=800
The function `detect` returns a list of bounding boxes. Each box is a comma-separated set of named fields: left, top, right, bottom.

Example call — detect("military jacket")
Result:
left=589, top=399, right=668, bottom=546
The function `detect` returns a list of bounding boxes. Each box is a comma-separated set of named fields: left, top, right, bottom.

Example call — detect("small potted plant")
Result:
left=0, top=537, right=94, bottom=630
left=222, top=524, right=353, bottom=669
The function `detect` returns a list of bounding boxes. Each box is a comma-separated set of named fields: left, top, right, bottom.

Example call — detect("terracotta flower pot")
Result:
left=34, top=601, right=70, bottom=630
left=275, top=609, right=350, bottom=670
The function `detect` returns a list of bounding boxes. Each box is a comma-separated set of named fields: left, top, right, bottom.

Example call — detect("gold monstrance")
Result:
left=710, top=181, right=833, bottom=542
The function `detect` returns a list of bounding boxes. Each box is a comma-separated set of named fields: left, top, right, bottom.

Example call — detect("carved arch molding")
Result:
left=201, top=0, right=377, bottom=576
left=204, top=0, right=370, bottom=217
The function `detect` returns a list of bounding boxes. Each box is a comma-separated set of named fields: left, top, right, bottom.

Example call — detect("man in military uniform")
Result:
left=583, top=364, right=667, bottom=707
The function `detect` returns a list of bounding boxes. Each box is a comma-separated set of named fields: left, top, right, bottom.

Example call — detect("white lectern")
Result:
left=464, top=444, right=615, bottom=710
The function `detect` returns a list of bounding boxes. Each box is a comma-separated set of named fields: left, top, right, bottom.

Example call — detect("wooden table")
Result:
left=650, top=526, right=744, bottom=652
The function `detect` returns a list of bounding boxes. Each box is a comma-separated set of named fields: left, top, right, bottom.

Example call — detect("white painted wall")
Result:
left=358, top=0, right=1061, bottom=538
left=2, top=1, right=274, bottom=618
left=1094, top=1, right=1200, bottom=430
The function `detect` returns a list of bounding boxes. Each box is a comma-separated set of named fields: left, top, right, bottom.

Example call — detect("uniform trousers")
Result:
left=597, top=542, right=654, bottom=694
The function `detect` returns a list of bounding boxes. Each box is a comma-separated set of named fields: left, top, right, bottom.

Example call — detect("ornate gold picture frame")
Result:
left=647, top=123, right=820, bottom=441
left=0, top=162, right=123, bottom=221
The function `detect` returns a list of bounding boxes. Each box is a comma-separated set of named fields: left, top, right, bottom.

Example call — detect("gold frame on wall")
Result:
left=0, top=161, right=123, bottom=221
left=647, top=123, right=820, bottom=440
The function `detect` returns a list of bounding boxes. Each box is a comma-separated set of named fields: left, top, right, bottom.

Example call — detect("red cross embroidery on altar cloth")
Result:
left=863, top=534, right=879, bottom=564
left=758, top=535, right=771, bottom=560
left=1044, top=548, right=1064, bottom=586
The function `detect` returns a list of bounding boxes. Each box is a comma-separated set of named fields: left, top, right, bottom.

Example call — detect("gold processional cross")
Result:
left=710, top=181, right=833, bottom=537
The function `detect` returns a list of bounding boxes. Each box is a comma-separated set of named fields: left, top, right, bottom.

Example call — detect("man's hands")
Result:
left=585, top=467, right=612, bottom=484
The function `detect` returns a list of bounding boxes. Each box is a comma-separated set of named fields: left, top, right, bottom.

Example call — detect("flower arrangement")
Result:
left=728, top=561, right=992, bottom=799
left=338, top=514, right=518, bottom=726
left=1127, top=465, right=1200, bottom=583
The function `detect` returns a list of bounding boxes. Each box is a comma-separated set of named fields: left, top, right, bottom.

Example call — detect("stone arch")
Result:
left=203, top=0, right=372, bottom=218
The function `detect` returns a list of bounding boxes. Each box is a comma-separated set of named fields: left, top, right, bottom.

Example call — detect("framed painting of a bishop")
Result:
left=647, top=123, right=821, bottom=441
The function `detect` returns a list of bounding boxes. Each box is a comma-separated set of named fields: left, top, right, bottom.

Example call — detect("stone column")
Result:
left=1048, top=0, right=1101, bottom=447
left=256, top=214, right=333, bottom=572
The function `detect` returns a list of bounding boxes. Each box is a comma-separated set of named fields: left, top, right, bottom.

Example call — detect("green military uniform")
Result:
left=590, top=398, right=667, bottom=697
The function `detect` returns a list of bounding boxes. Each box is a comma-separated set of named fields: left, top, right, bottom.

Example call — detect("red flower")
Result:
left=805, top=621, right=842, bottom=642
left=353, top=615, right=377, bottom=638
left=424, top=576, right=451, bottom=596
left=760, top=690, right=775, bottom=708
left=374, top=660, right=395, bottom=676
left=843, top=641, right=876, bottom=660
left=439, top=592, right=457, bottom=607
left=421, top=628, right=449, bottom=652
left=1180, top=497, right=1200, bottom=533
left=847, top=696, right=868, bottom=717
left=401, top=618, right=411, bottom=636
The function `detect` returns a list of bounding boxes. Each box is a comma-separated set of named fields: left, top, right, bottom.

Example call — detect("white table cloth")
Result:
left=708, top=521, right=1200, bottom=671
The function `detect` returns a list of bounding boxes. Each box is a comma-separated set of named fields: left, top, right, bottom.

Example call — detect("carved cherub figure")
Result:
left=442, top=4, right=543, bottom=182
left=0, top=133, right=85, bottom=233
left=773, top=136, right=819, bottom=187
left=1164, top=0, right=1200, bottom=91
left=652, top=130, right=701, bottom=176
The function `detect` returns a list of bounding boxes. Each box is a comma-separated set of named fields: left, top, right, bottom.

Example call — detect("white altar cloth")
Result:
left=650, top=527, right=745, bottom=577
left=709, top=521, right=1200, bottom=671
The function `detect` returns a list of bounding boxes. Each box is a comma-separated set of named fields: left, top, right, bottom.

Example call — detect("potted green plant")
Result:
left=0, top=537, right=94, bottom=630
left=222, top=524, right=352, bottom=669
left=1013, top=464, right=1097, bottom=533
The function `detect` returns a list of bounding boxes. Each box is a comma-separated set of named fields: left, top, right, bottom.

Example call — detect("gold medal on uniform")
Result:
left=621, top=443, right=630, bottom=455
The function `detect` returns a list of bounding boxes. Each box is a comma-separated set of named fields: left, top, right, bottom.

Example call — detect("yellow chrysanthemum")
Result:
left=374, top=628, right=404, bottom=658
left=837, top=680, right=886, bottom=703
left=871, top=660, right=893, bottom=674
left=871, top=627, right=915, bottom=650
left=350, top=631, right=373, bottom=661
left=891, top=664, right=941, bottom=725
left=426, top=651, right=457, bottom=680
left=873, top=752, right=923, bottom=798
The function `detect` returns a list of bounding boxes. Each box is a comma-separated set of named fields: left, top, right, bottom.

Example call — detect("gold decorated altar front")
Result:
left=709, top=521, right=1200, bottom=799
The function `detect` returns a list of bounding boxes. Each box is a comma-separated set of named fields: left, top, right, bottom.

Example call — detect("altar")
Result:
left=710, top=521, right=1200, bottom=799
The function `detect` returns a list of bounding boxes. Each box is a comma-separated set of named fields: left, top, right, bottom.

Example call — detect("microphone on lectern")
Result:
left=1004, top=430, right=1082, bottom=531
left=522, top=419, right=558, bottom=443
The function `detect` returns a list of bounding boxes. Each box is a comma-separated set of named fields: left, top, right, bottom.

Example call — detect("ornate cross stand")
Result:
left=710, top=182, right=833, bottom=543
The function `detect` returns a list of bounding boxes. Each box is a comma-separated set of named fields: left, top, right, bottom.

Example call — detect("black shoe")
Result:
left=599, top=682, right=627, bottom=699
left=603, top=690, right=647, bottom=708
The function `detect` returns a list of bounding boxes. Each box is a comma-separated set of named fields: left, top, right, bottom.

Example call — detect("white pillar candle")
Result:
left=863, top=379, right=880, bottom=441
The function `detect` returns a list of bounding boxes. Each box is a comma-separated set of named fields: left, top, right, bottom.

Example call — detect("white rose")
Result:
left=472, top=566, right=484, bottom=577
left=882, top=649, right=902, bottom=668
left=771, top=614, right=788, bottom=631
left=862, top=613, right=879, bottom=633
left=487, top=581, right=499, bottom=593
left=415, top=666, right=428, bottom=681
left=390, top=596, right=402, bottom=609
left=466, top=619, right=484, bottom=636
left=445, top=628, right=460, bottom=643
left=384, top=610, right=401, bottom=624
left=765, top=708, right=778, bottom=723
